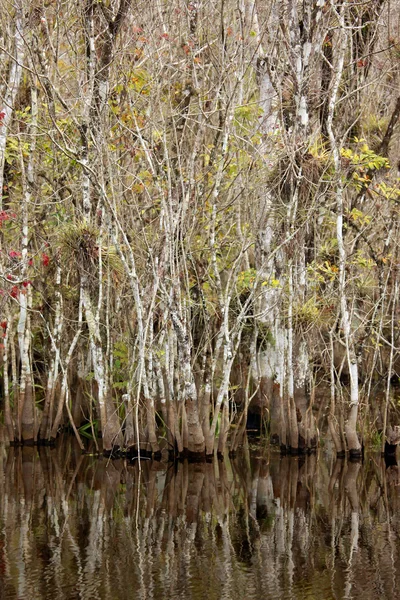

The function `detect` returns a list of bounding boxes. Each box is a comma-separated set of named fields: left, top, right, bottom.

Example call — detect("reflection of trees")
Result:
left=1, top=444, right=400, bottom=599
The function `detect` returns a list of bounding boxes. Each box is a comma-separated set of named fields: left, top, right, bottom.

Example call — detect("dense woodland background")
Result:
left=0, top=0, right=400, bottom=457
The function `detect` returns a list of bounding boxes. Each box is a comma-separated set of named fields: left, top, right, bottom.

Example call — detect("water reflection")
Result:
left=0, top=440, right=399, bottom=600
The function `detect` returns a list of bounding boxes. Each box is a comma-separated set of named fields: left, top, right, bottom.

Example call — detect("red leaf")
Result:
left=10, top=285, right=19, bottom=298
left=0, top=321, right=7, bottom=330
left=42, top=253, right=50, bottom=267
left=0, top=211, right=10, bottom=224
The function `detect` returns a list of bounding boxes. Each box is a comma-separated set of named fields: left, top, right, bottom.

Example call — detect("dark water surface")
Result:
left=1, top=440, right=400, bottom=600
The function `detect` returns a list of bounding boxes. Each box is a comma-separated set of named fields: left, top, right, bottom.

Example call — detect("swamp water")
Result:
left=0, top=439, right=400, bottom=600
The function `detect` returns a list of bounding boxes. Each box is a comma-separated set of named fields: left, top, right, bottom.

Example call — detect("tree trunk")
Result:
left=326, top=6, right=361, bottom=458
left=21, top=374, right=35, bottom=444
left=217, top=399, right=229, bottom=456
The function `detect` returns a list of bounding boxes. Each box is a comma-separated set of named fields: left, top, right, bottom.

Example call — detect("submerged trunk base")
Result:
left=102, top=445, right=122, bottom=458
left=37, top=437, right=57, bottom=447
left=349, top=448, right=363, bottom=461
left=124, top=445, right=161, bottom=461
left=182, top=448, right=207, bottom=462
left=280, top=438, right=318, bottom=456
left=9, top=438, right=35, bottom=447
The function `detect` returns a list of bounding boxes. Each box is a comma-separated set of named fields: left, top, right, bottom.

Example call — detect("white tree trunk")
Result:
left=0, top=0, right=24, bottom=209
left=326, top=7, right=361, bottom=457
